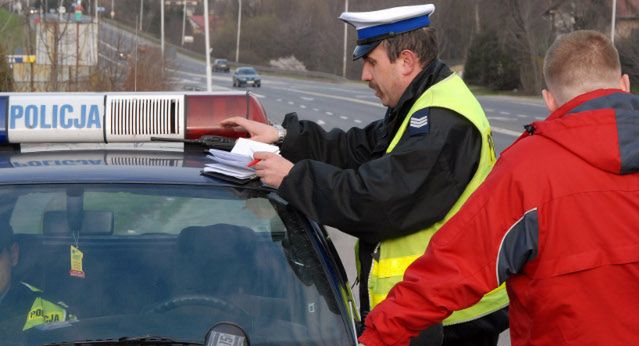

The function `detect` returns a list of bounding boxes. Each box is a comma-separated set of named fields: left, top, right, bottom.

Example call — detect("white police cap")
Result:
left=339, top=4, right=435, bottom=60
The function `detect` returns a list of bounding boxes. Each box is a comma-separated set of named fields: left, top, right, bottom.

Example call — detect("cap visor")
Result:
left=353, top=41, right=381, bottom=61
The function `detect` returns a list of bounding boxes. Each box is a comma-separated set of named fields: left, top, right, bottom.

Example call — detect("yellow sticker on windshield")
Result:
left=69, top=245, right=85, bottom=278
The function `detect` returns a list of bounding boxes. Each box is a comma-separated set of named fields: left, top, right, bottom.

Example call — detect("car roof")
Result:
left=0, top=146, right=268, bottom=189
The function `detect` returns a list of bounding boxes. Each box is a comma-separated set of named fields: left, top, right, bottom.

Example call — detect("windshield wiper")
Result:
left=44, top=335, right=202, bottom=346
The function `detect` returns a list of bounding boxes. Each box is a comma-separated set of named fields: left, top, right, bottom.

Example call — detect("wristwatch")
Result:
left=273, top=124, right=287, bottom=145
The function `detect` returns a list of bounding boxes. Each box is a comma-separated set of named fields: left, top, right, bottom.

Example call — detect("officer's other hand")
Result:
left=252, top=152, right=294, bottom=188
left=220, top=116, right=279, bottom=144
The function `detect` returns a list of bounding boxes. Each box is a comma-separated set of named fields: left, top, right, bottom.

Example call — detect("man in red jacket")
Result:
left=359, top=29, right=637, bottom=346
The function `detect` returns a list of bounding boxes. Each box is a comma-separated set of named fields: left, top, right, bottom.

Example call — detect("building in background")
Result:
left=12, top=7, right=98, bottom=92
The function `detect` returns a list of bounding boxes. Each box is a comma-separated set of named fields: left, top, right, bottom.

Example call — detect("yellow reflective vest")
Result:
left=20, top=282, right=72, bottom=331
left=367, top=73, right=509, bottom=326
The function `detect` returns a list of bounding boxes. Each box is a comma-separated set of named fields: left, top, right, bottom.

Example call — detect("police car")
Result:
left=0, top=92, right=360, bottom=345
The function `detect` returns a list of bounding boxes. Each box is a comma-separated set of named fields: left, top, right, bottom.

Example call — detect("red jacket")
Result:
left=359, top=89, right=639, bottom=346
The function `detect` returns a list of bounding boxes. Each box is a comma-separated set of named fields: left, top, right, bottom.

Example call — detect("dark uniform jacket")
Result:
left=278, top=59, right=482, bottom=315
left=0, top=280, right=42, bottom=342
left=0, top=280, right=72, bottom=342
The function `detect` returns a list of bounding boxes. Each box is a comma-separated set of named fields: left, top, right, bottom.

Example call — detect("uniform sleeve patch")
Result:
left=408, top=108, right=430, bottom=136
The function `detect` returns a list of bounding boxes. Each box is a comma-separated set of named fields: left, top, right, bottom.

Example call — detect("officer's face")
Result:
left=0, top=243, right=18, bottom=296
left=361, top=44, right=404, bottom=108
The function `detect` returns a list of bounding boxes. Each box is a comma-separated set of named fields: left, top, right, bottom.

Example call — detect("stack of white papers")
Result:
left=204, top=138, right=280, bottom=180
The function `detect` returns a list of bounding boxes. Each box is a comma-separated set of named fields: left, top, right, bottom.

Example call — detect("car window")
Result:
left=237, top=68, right=256, bottom=75
left=2, top=184, right=350, bottom=345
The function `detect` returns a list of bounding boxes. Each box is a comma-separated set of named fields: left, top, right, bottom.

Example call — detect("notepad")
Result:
left=203, top=138, right=280, bottom=180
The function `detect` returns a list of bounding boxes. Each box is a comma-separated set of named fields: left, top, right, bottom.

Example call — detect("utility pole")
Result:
left=161, top=0, right=165, bottom=61
left=204, top=0, right=212, bottom=91
left=135, top=16, right=139, bottom=91
left=235, top=0, right=241, bottom=63
left=342, top=0, right=348, bottom=78
left=181, top=0, right=186, bottom=45
left=139, top=0, right=143, bottom=31
left=611, top=0, right=617, bottom=43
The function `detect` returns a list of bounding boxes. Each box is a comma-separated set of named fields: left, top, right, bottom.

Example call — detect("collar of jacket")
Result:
left=384, top=59, right=452, bottom=135
left=514, top=88, right=627, bottom=143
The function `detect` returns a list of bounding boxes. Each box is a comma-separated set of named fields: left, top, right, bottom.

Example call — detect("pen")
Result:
left=247, top=159, right=261, bottom=167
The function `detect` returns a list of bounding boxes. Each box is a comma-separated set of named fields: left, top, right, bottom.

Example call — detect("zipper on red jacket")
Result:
left=524, top=124, right=535, bottom=135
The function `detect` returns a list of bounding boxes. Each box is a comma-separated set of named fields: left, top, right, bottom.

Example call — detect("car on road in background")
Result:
left=0, top=92, right=359, bottom=346
left=232, top=67, right=261, bottom=88
left=212, top=58, right=230, bottom=73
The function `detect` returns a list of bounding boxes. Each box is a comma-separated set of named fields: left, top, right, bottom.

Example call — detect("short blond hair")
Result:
left=543, top=30, right=621, bottom=104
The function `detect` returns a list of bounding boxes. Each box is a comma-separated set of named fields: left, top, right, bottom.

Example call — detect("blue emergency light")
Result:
left=0, top=92, right=269, bottom=146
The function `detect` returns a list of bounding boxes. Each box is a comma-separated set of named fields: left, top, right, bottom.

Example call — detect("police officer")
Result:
left=0, top=223, right=76, bottom=337
left=221, top=4, right=508, bottom=345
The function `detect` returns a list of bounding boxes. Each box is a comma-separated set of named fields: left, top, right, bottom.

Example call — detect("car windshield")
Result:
left=237, top=68, right=257, bottom=75
left=1, top=184, right=350, bottom=345
left=215, top=59, right=227, bottom=64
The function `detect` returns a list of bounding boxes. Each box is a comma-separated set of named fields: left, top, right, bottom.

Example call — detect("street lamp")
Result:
left=611, top=0, right=617, bottom=43
left=342, top=0, right=348, bottom=78
left=161, top=0, right=165, bottom=61
left=181, top=0, right=186, bottom=45
left=235, top=0, right=242, bottom=63
left=204, top=0, right=212, bottom=91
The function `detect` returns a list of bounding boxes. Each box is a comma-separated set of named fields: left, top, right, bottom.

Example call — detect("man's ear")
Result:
left=398, top=49, right=419, bottom=76
left=620, top=74, right=631, bottom=92
left=542, top=89, right=560, bottom=112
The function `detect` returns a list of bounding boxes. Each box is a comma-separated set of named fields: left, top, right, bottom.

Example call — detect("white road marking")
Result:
left=301, top=96, right=314, bottom=101
left=312, top=108, right=320, bottom=112
left=340, top=116, right=348, bottom=120
left=492, top=127, right=522, bottom=137
left=300, top=105, right=307, bottom=109
left=288, top=101, right=295, bottom=105
left=488, top=116, right=514, bottom=121
left=535, top=116, right=545, bottom=120
left=485, top=108, right=494, bottom=112
left=354, top=119, right=362, bottom=123
left=271, top=86, right=385, bottom=108
left=516, top=114, right=528, bottom=118
left=480, top=96, right=546, bottom=108
left=318, top=120, right=326, bottom=125
left=326, top=111, right=333, bottom=116
left=499, top=111, right=510, bottom=115
left=277, top=98, right=282, bottom=102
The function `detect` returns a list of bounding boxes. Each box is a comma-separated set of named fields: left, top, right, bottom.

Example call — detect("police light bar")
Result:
left=0, top=92, right=268, bottom=145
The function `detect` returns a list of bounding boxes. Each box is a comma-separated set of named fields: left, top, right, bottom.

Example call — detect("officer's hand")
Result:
left=252, top=152, right=294, bottom=188
left=220, top=116, right=279, bottom=144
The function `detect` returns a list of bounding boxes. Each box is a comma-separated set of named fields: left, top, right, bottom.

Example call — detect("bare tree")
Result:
left=121, top=45, right=169, bottom=91
left=500, top=0, right=555, bottom=93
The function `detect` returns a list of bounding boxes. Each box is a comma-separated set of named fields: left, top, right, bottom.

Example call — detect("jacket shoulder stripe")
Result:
left=496, top=208, right=539, bottom=285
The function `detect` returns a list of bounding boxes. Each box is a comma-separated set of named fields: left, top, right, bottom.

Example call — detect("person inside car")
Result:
left=0, top=223, right=77, bottom=336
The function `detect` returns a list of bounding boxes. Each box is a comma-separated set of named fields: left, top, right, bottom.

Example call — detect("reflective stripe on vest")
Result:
left=366, top=73, right=509, bottom=326
left=20, top=282, right=69, bottom=331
